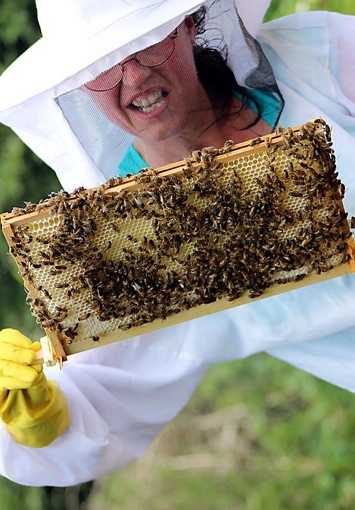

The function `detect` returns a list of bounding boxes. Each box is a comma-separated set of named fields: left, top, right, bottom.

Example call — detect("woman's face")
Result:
left=85, top=18, right=205, bottom=143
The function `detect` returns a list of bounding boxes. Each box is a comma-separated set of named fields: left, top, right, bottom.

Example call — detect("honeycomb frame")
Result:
left=2, top=119, right=354, bottom=365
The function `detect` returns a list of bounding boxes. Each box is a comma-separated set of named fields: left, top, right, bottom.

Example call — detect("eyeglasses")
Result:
left=85, top=29, right=179, bottom=92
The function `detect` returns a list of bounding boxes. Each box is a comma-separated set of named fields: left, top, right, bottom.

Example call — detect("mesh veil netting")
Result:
left=55, top=0, right=283, bottom=180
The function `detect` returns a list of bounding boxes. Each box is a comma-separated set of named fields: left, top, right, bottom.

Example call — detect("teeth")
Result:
left=132, top=91, right=163, bottom=109
left=140, top=101, right=163, bottom=113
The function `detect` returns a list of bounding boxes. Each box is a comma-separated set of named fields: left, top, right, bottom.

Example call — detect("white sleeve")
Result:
left=257, top=11, right=355, bottom=387
left=0, top=331, right=208, bottom=487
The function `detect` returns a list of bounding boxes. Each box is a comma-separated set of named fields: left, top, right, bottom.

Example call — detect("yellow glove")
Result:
left=0, top=328, right=69, bottom=448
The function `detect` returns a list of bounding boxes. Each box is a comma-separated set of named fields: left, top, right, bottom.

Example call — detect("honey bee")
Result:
left=250, top=137, right=262, bottom=147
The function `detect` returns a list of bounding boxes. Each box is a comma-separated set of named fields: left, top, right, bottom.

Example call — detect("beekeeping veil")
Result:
left=0, top=0, right=282, bottom=192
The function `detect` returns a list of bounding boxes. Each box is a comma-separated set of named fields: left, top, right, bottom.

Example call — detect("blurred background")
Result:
left=1, top=1, right=355, bottom=509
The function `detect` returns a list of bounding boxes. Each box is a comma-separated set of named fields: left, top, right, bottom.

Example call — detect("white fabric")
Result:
left=1, top=8, right=355, bottom=487
left=257, top=11, right=355, bottom=376
left=235, top=0, right=271, bottom=36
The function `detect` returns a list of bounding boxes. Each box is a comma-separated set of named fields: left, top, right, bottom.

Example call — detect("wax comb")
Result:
left=2, top=119, right=354, bottom=365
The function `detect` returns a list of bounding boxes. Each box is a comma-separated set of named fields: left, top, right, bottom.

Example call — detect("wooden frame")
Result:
left=2, top=120, right=354, bottom=365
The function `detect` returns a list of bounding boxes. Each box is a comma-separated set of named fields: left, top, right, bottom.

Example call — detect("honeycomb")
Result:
left=1, top=119, right=354, bottom=364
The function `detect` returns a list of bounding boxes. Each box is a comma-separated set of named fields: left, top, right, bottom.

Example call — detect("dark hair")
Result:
left=191, top=5, right=262, bottom=129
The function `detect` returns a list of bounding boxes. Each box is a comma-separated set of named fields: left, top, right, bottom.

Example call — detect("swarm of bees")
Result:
left=1, top=119, right=354, bottom=361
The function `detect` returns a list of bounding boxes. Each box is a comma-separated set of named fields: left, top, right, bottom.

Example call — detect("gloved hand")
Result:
left=0, top=328, right=69, bottom=447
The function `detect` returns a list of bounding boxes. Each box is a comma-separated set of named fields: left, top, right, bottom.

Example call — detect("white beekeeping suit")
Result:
left=0, top=0, right=354, bottom=487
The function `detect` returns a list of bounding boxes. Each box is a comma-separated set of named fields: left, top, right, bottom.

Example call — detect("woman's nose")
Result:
left=121, top=59, right=152, bottom=86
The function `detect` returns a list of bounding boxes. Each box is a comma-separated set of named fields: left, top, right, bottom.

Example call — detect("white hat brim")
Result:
left=0, top=0, right=205, bottom=110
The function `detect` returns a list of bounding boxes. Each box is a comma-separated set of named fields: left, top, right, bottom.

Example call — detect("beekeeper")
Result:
left=0, top=0, right=354, bottom=487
